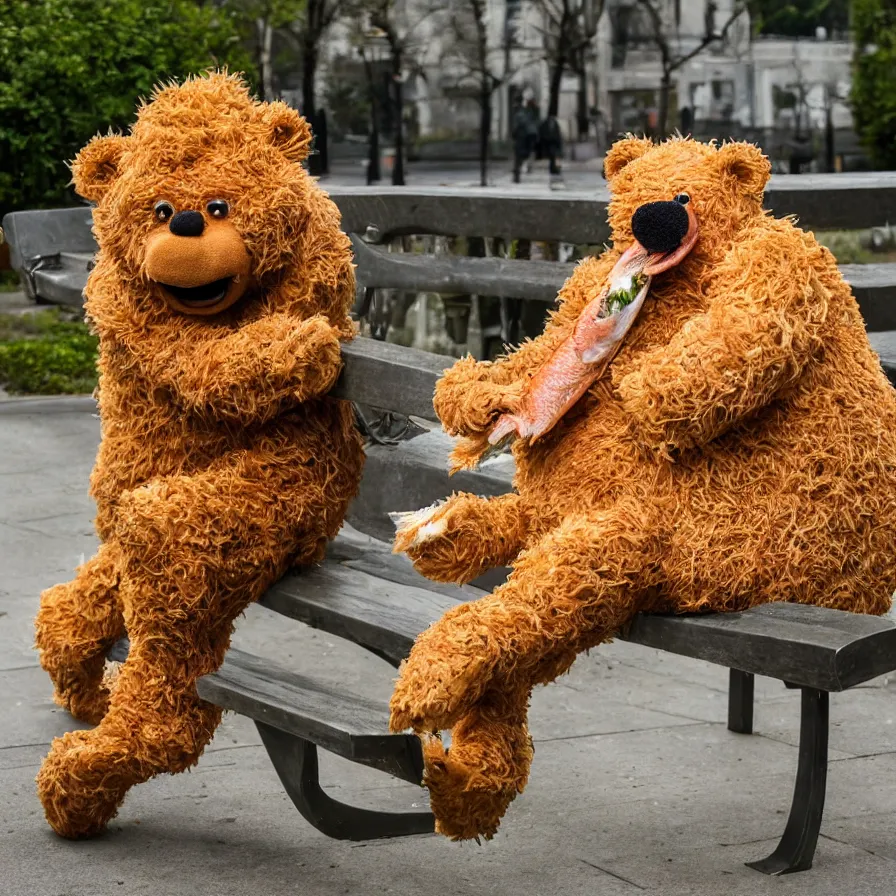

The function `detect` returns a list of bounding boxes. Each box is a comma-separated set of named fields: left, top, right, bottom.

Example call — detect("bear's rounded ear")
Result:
left=262, top=102, right=313, bottom=162
left=716, top=142, right=771, bottom=197
left=604, top=135, right=653, bottom=180
left=71, top=134, right=129, bottom=203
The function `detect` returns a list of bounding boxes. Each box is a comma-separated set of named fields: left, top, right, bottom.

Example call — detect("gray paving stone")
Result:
left=756, top=686, right=896, bottom=758
left=825, top=811, right=896, bottom=863
left=538, top=741, right=896, bottom=862
left=594, top=834, right=896, bottom=896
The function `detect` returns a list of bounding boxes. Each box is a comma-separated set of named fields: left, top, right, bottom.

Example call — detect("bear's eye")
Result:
left=207, top=199, right=229, bottom=219
left=154, top=201, right=174, bottom=222
left=674, top=193, right=690, bottom=205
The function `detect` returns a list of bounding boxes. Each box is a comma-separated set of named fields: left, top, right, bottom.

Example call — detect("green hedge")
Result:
left=0, top=310, right=98, bottom=394
left=852, top=0, right=896, bottom=170
left=0, top=0, right=255, bottom=219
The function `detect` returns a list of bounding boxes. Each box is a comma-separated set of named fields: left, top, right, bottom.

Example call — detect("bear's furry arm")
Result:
left=136, top=312, right=344, bottom=423
left=434, top=251, right=620, bottom=436
left=615, top=225, right=829, bottom=453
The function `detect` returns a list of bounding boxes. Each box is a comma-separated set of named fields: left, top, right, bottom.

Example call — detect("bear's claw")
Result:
left=390, top=500, right=450, bottom=553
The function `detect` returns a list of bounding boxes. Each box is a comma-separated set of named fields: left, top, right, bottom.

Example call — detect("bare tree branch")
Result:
left=635, top=0, right=671, bottom=68
left=367, top=0, right=443, bottom=52
left=669, top=4, right=746, bottom=73
left=527, top=0, right=606, bottom=118
left=437, top=0, right=549, bottom=184
left=635, top=0, right=748, bottom=75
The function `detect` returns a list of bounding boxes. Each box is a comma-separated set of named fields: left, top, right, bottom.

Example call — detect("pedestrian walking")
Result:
left=539, top=114, right=564, bottom=186
left=512, top=98, right=541, bottom=183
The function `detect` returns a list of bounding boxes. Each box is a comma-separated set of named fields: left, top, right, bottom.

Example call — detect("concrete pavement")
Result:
left=319, top=156, right=606, bottom=192
left=2, top=397, right=896, bottom=896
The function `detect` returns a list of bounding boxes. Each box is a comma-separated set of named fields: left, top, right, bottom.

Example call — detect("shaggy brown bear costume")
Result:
left=390, top=136, right=896, bottom=841
left=34, top=73, right=364, bottom=839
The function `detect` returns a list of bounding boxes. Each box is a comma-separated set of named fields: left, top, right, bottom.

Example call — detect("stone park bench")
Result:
left=5, top=173, right=896, bottom=877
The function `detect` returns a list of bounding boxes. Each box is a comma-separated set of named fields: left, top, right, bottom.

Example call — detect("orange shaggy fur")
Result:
left=34, top=73, right=364, bottom=839
left=391, top=137, right=896, bottom=840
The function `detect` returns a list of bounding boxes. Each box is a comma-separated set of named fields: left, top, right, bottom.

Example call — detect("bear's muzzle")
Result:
left=145, top=218, right=251, bottom=316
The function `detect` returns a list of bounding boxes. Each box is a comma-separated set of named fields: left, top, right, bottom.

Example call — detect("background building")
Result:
left=310, top=0, right=860, bottom=170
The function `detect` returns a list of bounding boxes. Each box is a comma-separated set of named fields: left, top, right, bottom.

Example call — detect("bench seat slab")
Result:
left=625, top=603, right=896, bottom=692
left=196, top=647, right=425, bottom=784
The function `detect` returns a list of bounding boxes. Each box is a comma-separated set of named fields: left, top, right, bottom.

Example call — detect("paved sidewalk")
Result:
left=0, top=291, right=32, bottom=314
left=1, top=397, right=895, bottom=896
left=320, top=157, right=605, bottom=192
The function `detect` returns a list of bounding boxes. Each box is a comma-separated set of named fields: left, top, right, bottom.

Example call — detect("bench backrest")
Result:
left=2, top=207, right=95, bottom=271
left=334, top=337, right=513, bottom=542
left=6, top=178, right=896, bottom=537
left=326, top=178, right=896, bottom=335
left=5, top=175, right=896, bottom=332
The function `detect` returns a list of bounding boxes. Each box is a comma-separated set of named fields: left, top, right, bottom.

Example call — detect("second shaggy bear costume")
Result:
left=391, top=137, right=896, bottom=840
left=34, top=73, right=364, bottom=839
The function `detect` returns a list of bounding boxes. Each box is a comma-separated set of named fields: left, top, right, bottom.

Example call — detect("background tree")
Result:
left=851, top=0, right=896, bottom=170
left=288, top=0, right=348, bottom=174
left=244, top=1, right=300, bottom=101
left=531, top=0, right=606, bottom=120
left=364, top=0, right=436, bottom=186
left=443, top=0, right=531, bottom=185
left=209, top=0, right=306, bottom=101
left=357, top=43, right=383, bottom=183
left=323, top=73, right=371, bottom=139
left=770, top=45, right=849, bottom=173
left=568, top=1, right=606, bottom=138
left=343, top=13, right=387, bottom=183
left=0, top=0, right=254, bottom=219
left=635, top=0, right=748, bottom=139
left=747, top=0, right=850, bottom=38
left=367, top=2, right=407, bottom=185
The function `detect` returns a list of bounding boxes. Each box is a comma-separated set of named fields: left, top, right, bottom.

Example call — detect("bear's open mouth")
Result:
left=158, top=277, right=233, bottom=307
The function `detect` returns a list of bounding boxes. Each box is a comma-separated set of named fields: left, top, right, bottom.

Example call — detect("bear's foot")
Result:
left=421, top=723, right=532, bottom=841
left=37, top=730, right=132, bottom=839
left=41, top=647, right=111, bottom=726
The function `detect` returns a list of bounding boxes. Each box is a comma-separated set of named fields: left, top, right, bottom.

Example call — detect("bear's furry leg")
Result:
left=390, top=503, right=664, bottom=735
left=36, top=525, right=282, bottom=841
left=422, top=682, right=533, bottom=841
left=393, top=492, right=531, bottom=584
left=421, top=646, right=582, bottom=840
left=35, top=542, right=125, bottom=725
left=37, top=440, right=354, bottom=839
left=36, top=615, right=229, bottom=839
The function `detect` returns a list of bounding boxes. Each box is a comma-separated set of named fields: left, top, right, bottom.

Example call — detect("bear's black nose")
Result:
left=169, top=210, right=205, bottom=237
left=631, top=201, right=689, bottom=255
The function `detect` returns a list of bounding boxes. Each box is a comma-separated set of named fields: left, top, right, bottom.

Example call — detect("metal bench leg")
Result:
left=255, top=722, right=435, bottom=841
left=746, top=688, right=829, bottom=875
left=728, top=669, right=754, bottom=734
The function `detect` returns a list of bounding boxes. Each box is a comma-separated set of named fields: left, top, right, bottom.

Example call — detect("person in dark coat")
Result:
left=539, top=114, right=563, bottom=178
left=511, top=100, right=528, bottom=183
left=512, top=98, right=541, bottom=182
